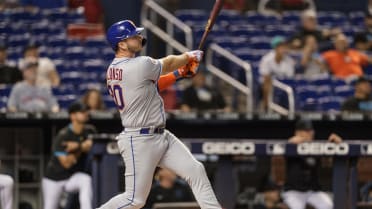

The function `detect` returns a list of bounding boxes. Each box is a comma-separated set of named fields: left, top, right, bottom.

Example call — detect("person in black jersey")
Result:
left=42, top=102, right=97, bottom=209
left=282, top=120, right=342, bottom=209
left=144, top=168, right=194, bottom=209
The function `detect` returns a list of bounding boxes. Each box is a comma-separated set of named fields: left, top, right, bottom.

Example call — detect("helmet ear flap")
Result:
left=141, top=38, right=147, bottom=47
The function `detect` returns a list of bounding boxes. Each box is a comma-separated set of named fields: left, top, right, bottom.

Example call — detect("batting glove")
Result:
left=186, top=50, right=203, bottom=62
left=174, top=62, right=200, bottom=79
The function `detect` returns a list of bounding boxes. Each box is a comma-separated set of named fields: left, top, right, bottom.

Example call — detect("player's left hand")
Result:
left=63, top=141, right=80, bottom=152
left=177, top=60, right=199, bottom=78
left=328, top=133, right=343, bottom=144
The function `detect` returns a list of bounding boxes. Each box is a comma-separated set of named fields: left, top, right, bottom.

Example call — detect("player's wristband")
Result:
left=173, top=69, right=183, bottom=81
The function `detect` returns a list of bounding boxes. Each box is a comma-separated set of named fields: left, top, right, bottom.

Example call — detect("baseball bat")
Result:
left=198, top=0, right=225, bottom=50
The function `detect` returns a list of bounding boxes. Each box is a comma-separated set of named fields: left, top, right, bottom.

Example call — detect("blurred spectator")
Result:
left=258, top=0, right=315, bottom=16
left=253, top=182, right=287, bottom=209
left=19, top=45, right=60, bottom=87
left=298, top=36, right=327, bottom=78
left=7, top=59, right=59, bottom=112
left=0, top=47, right=22, bottom=84
left=354, top=32, right=370, bottom=52
left=20, top=0, right=66, bottom=9
left=290, top=10, right=339, bottom=51
left=160, top=88, right=178, bottom=111
left=223, top=0, right=246, bottom=13
left=259, top=36, right=295, bottom=110
left=282, top=120, right=339, bottom=209
left=180, top=72, right=228, bottom=112
left=81, top=89, right=105, bottom=112
left=0, top=0, right=19, bottom=9
left=144, top=168, right=194, bottom=209
left=360, top=181, right=372, bottom=202
left=353, top=13, right=372, bottom=52
left=322, top=33, right=372, bottom=80
left=42, top=102, right=96, bottom=209
left=341, top=77, right=372, bottom=112
left=0, top=160, right=13, bottom=209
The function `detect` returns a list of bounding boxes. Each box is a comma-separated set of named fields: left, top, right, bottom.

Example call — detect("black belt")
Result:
left=139, top=127, right=164, bottom=134
left=124, top=127, right=165, bottom=134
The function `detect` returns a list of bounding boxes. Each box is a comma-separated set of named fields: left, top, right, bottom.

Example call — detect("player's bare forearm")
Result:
left=161, top=53, right=189, bottom=74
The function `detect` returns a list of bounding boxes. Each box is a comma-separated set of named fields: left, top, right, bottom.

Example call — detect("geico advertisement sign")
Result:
left=297, top=143, right=349, bottom=155
left=202, top=142, right=255, bottom=155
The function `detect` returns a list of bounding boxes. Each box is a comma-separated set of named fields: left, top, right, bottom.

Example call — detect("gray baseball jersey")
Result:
left=100, top=55, right=222, bottom=209
left=106, top=56, right=165, bottom=128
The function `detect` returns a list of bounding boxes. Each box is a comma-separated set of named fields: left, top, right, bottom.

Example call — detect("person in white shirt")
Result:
left=19, top=45, right=60, bottom=87
left=259, top=36, right=296, bottom=110
left=0, top=160, right=13, bottom=209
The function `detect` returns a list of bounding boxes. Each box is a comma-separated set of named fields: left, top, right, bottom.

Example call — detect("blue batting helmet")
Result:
left=106, top=20, right=146, bottom=50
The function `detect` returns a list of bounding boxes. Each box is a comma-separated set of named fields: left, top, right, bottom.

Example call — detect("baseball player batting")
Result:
left=98, top=20, right=222, bottom=209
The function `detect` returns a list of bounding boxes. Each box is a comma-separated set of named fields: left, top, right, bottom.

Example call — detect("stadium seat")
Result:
left=52, top=84, right=75, bottom=95
left=175, top=9, right=207, bottom=22
left=85, top=37, right=109, bottom=48
left=229, top=25, right=265, bottom=38
left=349, top=11, right=365, bottom=27
left=8, top=34, right=30, bottom=47
left=318, top=96, right=341, bottom=111
left=60, top=71, right=83, bottom=85
left=281, top=12, right=301, bottom=25
left=103, top=95, right=116, bottom=109
left=48, top=35, right=68, bottom=47
left=245, top=12, right=272, bottom=26
left=57, top=94, right=78, bottom=110
left=102, top=48, right=115, bottom=62
left=250, top=37, right=271, bottom=50
left=334, top=85, right=354, bottom=98
left=65, top=46, right=85, bottom=59
left=0, top=85, right=12, bottom=97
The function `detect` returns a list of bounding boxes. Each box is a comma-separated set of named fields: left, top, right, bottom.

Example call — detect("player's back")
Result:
left=106, top=56, right=165, bottom=128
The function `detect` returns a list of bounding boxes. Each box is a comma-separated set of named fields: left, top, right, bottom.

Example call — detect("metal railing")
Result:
left=141, top=0, right=193, bottom=53
left=269, top=79, right=295, bottom=116
left=206, top=43, right=253, bottom=113
left=141, top=0, right=295, bottom=115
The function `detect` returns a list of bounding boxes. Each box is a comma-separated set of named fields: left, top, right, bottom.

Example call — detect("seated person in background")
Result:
left=81, top=89, right=105, bottom=112
left=322, top=33, right=372, bottom=80
left=353, top=13, right=372, bottom=52
left=282, top=119, right=341, bottom=209
left=19, top=45, right=60, bottom=87
left=341, top=77, right=372, bottom=112
left=0, top=46, right=22, bottom=84
left=253, top=182, right=287, bottom=209
left=42, top=102, right=96, bottom=209
left=259, top=36, right=295, bottom=110
left=360, top=181, right=372, bottom=203
left=290, top=10, right=339, bottom=51
left=180, top=72, right=228, bottom=112
left=7, top=59, right=59, bottom=112
left=258, top=0, right=315, bottom=16
left=144, top=168, right=194, bottom=209
left=0, top=160, right=14, bottom=209
left=299, top=36, right=328, bottom=78
left=353, top=33, right=370, bottom=52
